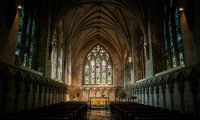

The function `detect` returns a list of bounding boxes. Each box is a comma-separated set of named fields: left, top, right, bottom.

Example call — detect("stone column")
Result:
left=146, top=87, right=150, bottom=105
left=48, top=87, right=52, bottom=105
left=52, top=87, right=55, bottom=104
left=150, top=86, right=154, bottom=106
left=24, top=80, right=31, bottom=109
left=44, top=86, right=47, bottom=106
left=161, top=84, right=166, bottom=108
left=155, top=85, right=160, bottom=107
left=14, top=76, right=21, bottom=112
left=168, top=82, right=174, bottom=110
left=32, top=83, right=38, bottom=108
left=143, top=87, right=146, bottom=104
left=39, top=84, right=43, bottom=107
left=178, top=78, right=185, bottom=113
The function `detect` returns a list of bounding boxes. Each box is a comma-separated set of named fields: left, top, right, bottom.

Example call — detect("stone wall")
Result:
left=127, top=64, right=200, bottom=118
left=0, top=63, right=67, bottom=115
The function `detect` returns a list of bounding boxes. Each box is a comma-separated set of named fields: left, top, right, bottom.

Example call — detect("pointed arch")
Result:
left=84, top=44, right=113, bottom=85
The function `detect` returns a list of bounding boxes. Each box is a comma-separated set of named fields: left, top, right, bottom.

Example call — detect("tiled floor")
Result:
left=87, top=109, right=111, bottom=120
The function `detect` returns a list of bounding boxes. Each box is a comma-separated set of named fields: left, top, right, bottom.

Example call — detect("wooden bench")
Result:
left=3, top=101, right=89, bottom=120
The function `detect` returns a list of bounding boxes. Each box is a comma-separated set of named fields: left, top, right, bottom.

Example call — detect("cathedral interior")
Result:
left=0, top=0, right=200, bottom=119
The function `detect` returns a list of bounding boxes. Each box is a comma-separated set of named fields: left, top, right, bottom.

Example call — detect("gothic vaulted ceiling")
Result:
left=47, top=0, right=152, bottom=61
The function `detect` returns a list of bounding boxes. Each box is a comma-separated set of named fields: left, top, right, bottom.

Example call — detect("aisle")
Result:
left=87, top=109, right=111, bottom=120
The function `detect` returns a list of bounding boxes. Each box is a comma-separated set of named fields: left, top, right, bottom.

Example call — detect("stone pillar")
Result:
left=39, top=84, right=43, bottom=107
left=143, top=87, right=146, bottom=104
left=145, top=12, right=154, bottom=78
left=150, top=86, right=154, bottom=106
left=55, top=87, right=58, bottom=103
left=32, top=83, right=38, bottom=108
left=14, top=76, right=21, bottom=112
left=24, top=80, right=30, bottom=109
left=48, top=87, right=52, bottom=105
left=161, top=84, right=166, bottom=108
left=44, top=86, right=47, bottom=106
left=169, top=82, right=174, bottom=110
left=155, top=85, right=160, bottom=107
left=146, top=87, right=150, bottom=105
left=52, top=87, right=55, bottom=104
left=136, top=88, right=139, bottom=102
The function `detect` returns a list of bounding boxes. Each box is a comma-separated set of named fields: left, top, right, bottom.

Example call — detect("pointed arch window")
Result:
left=84, top=45, right=113, bottom=85
left=163, top=0, right=184, bottom=69
left=15, top=5, right=36, bottom=69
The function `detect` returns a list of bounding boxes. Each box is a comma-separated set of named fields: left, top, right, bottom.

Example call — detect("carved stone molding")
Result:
left=167, top=75, right=175, bottom=94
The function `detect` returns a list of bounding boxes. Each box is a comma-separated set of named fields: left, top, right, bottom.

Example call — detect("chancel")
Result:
left=0, top=0, right=200, bottom=120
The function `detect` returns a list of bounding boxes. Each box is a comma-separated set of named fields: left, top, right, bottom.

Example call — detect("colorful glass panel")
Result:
left=84, top=45, right=112, bottom=85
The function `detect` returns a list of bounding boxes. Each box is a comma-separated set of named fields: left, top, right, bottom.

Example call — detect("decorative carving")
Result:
left=177, top=71, right=186, bottom=94
left=167, top=75, right=176, bottom=94
left=146, top=87, right=149, bottom=94
left=160, top=77, right=167, bottom=94
left=150, top=87, right=154, bottom=94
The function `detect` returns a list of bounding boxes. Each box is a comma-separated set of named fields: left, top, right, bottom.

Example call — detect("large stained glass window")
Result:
left=16, top=7, right=24, bottom=56
left=51, top=21, right=64, bottom=82
left=15, top=6, right=36, bottom=69
left=175, top=7, right=184, bottom=65
left=84, top=44, right=113, bottom=85
left=163, top=0, right=184, bottom=69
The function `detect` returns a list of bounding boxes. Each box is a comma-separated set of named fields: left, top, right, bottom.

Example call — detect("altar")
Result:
left=89, top=97, right=109, bottom=108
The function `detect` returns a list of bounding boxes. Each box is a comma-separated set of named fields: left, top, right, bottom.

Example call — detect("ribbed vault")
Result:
left=48, top=0, right=150, bottom=63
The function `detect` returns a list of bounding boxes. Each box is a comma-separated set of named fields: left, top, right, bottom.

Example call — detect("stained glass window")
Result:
left=16, top=7, right=24, bottom=56
left=51, top=24, right=64, bottom=82
left=84, top=44, right=112, bottom=85
left=175, top=7, right=184, bottom=65
left=15, top=6, right=36, bottom=69
left=169, top=14, right=176, bottom=67
left=29, top=19, right=35, bottom=67
left=163, top=19, right=169, bottom=69
left=163, top=0, right=184, bottom=69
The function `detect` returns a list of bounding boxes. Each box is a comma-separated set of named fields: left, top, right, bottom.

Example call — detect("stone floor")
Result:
left=87, top=109, right=111, bottom=120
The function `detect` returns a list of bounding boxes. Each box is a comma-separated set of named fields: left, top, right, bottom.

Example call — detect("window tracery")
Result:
left=84, top=45, right=113, bottom=85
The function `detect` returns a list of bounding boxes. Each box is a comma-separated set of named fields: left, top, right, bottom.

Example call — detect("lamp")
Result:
left=128, top=57, right=132, bottom=63
left=18, top=5, right=22, bottom=9
left=128, top=57, right=133, bottom=70
left=18, top=0, right=22, bottom=9
left=179, top=7, right=184, bottom=11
